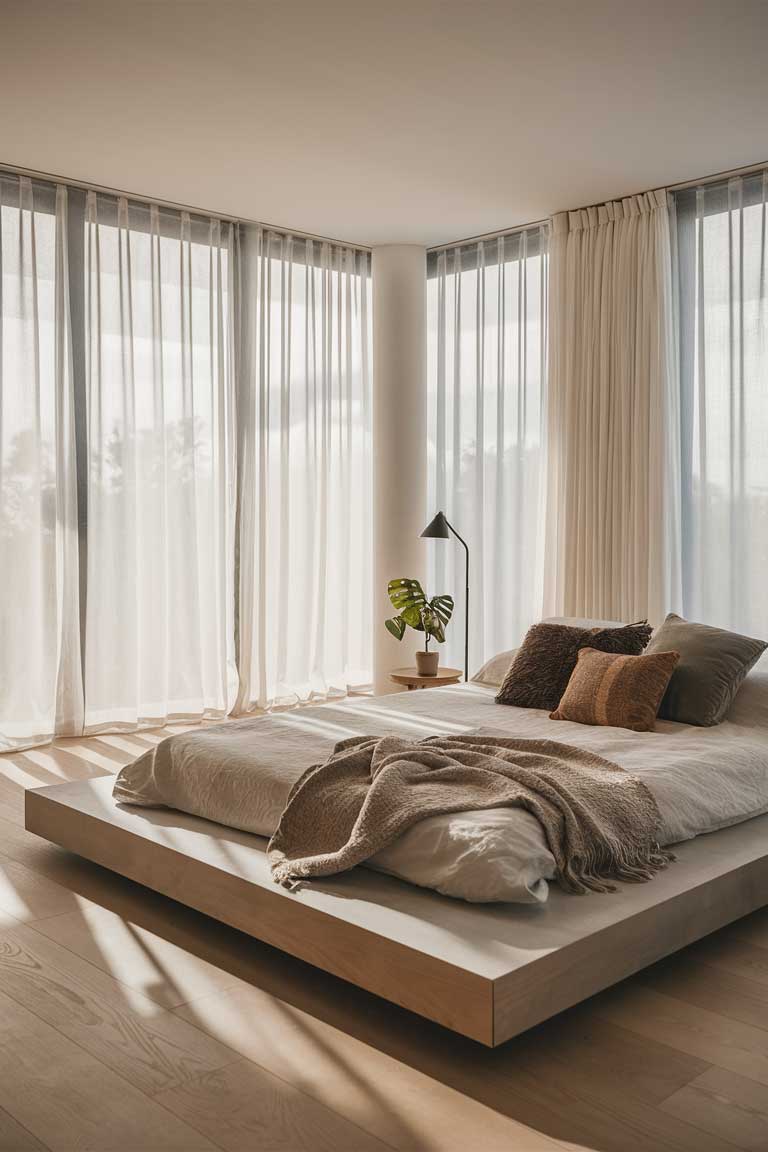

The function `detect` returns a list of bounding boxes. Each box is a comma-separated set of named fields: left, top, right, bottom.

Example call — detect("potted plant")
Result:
left=384, top=578, right=454, bottom=676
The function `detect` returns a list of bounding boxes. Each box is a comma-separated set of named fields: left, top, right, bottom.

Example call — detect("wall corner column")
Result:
left=372, top=245, right=427, bottom=694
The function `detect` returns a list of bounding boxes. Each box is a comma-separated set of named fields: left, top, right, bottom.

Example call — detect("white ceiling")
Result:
left=3, top=0, right=767, bottom=246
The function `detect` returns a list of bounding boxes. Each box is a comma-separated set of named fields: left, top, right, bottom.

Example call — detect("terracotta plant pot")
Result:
left=415, top=650, right=439, bottom=677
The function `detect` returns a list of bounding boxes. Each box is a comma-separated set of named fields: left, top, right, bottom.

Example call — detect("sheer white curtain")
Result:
left=427, top=229, right=548, bottom=672
left=544, top=192, right=680, bottom=624
left=83, top=192, right=236, bottom=729
left=236, top=229, right=372, bottom=710
left=674, top=170, right=768, bottom=636
left=0, top=176, right=81, bottom=750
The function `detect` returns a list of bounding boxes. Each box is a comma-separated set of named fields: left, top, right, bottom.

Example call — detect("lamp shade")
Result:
left=420, top=511, right=451, bottom=539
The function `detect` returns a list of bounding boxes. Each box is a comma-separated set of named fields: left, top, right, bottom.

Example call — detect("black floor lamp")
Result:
left=421, top=511, right=469, bottom=681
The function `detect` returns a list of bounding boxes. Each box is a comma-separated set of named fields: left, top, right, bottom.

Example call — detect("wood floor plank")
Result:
left=174, top=983, right=564, bottom=1151
left=0, top=854, right=84, bottom=923
left=488, top=1059, right=735, bottom=1152
left=6, top=746, right=110, bottom=786
left=33, top=903, right=254, bottom=1009
left=0, top=921, right=239, bottom=1096
left=661, top=1066, right=768, bottom=1151
left=639, top=952, right=768, bottom=1032
left=95, top=734, right=160, bottom=756
left=0, top=772, right=24, bottom=824
left=595, top=983, right=768, bottom=1087
left=0, top=986, right=218, bottom=1150
left=694, top=934, right=768, bottom=988
left=445, top=1008, right=730, bottom=1152
left=0, top=1104, right=48, bottom=1152
left=155, top=1059, right=397, bottom=1152
left=517, top=1005, right=711, bottom=1106
left=727, top=907, right=768, bottom=950
left=56, top=741, right=132, bottom=772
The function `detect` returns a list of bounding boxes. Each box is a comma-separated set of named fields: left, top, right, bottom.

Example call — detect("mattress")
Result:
left=113, top=658, right=768, bottom=904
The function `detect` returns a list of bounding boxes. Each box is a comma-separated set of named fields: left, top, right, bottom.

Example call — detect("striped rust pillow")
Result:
left=550, top=647, right=680, bottom=732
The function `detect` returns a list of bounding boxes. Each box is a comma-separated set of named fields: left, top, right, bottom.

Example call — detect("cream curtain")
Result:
left=83, top=192, right=237, bottom=729
left=427, top=229, right=548, bottom=671
left=544, top=191, right=680, bottom=624
left=0, top=176, right=82, bottom=749
left=674, top=169, right=768, bottom=635
left=236, top=229, right=372, bottom=710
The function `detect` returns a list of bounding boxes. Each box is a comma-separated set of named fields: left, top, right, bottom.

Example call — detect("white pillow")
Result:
left=542, top=616, right=625, bottom=629
left=368, top=808, right=556, bottom=903
left=471, top=649, right=518, bottom=687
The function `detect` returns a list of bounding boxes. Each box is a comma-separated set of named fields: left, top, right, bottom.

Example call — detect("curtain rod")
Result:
left=5, top=153, right=765, bottom=258
left=427, top=157, right=768, bottom=254
left=0, top=159, right=373, bottom=253
left=427, top=217, right=548, bottom=255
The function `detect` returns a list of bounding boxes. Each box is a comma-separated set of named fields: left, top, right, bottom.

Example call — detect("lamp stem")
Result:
left=444, top=516, right=470, bottom=682
left=464, top=562, right=470, bottom=683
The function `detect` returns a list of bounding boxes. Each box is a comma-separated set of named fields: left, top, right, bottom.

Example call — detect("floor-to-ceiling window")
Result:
left=674, top=169, right=768, bottom=636
left=0, top=176, right=81, bottom=748
left=426, top=228, right=548, bottom=672
left=236, top=230, right=372, bottom=711
left=83, top=193, right=237, bottom=729
left=0, top=172, right=372, bottom=749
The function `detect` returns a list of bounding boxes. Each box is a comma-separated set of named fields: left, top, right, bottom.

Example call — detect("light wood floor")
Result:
left=1, top=729, right=767, bottom=1151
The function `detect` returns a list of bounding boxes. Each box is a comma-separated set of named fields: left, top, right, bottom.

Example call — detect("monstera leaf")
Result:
left=387, top=578, right=427, bottom=629
left=385, top=579, right=454, bottom=645
left=384, top=614, right=406, bottom=640
left=429, top=594, right=454, bottom=628
left=423, top=596, right=453, bottom=643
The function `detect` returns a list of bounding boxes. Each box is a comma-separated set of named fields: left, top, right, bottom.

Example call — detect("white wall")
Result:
left=372, top=245, right=427, bottom=693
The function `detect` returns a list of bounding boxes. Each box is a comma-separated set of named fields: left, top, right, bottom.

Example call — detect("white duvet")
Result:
left=113, top=657, right=768, bottom=904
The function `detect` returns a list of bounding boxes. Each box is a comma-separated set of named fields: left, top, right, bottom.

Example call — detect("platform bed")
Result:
left=25, top=776, right=768, bottom=1046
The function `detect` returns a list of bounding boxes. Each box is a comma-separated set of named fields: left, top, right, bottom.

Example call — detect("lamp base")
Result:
left=415, top=651, right=439, bottom=677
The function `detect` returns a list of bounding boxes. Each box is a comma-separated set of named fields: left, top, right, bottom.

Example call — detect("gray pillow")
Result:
left=646, top=613, right=767, bottom=726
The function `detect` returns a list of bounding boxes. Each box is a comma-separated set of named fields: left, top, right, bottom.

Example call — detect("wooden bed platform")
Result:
left=25, top=777, right=768, bottom=1047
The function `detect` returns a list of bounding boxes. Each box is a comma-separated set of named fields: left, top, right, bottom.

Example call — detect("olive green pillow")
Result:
left=646, top=613, right=767, bottom=726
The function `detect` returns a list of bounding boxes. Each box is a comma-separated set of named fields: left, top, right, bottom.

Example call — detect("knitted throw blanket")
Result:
left=268, top=733, right=673, bottom=895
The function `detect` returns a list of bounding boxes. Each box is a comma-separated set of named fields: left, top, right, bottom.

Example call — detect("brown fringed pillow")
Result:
left=550, top=648, right=680, bottom=732
left=495, top=621, right=653, bottom=711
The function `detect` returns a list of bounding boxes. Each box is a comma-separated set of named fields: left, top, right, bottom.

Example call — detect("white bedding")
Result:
left=113, top=658, right=768, bottom=904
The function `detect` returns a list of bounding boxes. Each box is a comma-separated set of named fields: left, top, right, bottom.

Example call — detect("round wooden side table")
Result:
left=389, top=667, right=463, bottom=691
